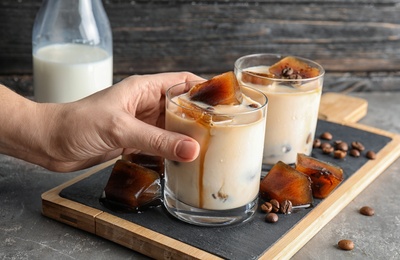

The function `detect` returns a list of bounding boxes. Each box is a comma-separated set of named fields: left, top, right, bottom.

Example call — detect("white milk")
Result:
left=33, top=43, right=112, bottom=103
left=237, top=65, right=323, bottom=165
left=165, top=89, right=266, bottom=210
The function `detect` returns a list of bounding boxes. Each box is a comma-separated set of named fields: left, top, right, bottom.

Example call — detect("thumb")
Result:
left=124, top=119, right=200, bottom=162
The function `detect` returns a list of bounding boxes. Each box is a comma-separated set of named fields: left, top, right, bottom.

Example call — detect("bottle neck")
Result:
left=33, top=0, right=112, bottom=54
left=79, top=0, right=101, bottom=45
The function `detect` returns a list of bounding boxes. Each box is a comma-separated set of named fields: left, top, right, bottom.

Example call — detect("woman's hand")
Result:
left=0, top=72, right=203, bottom=172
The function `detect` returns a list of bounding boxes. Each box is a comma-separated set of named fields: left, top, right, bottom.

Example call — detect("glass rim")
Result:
left=166, top=80, right=268, bottom=117
left=234, top=53, right=325, bottom=82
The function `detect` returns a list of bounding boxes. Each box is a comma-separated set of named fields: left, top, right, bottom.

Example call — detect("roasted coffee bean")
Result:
left=360, top=206, right=375, bottom=216
left=334, top=150, right=347, bottom=159
left=333, top=140, right=341, bottom=145
left=260, top=202, right=272, bottom=213
left=335, top=141, right=348, bottom=152
left=320, top=142, right=332, bottom=149
left=265, top=213, right=279, bottom=223
left=349, top=149, right=360, bottom=157
left=280, top=200, right=292, bottom=214
left=322, top=146, right=334, bottom=154
left=270, top=199, right=280, bottom=213
left=338, top=239, right=354, bottom=251
left=313, top=138, right=321, bottom=148
left=289, top=74, right=302, bottom=80
left=248, top=103, right=259, bottom=108
left=351, top=141, right=365, bottom=151
left=366, top=150, right=376, bottom=160
left=282, top=67, right=294, bottom=76
left=320, top=132, right=333, bottom=140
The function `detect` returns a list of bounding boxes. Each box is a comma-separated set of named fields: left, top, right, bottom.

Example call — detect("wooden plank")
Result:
left=41, top=160, right=117, bottom=233
left=318, top=92, right=368, bottom=123
left=96, top=213, right=222, bottom=260
left=41, top=93, right=400, bottom=259
left=1, top=1, right=400, bottom=75
left=3, top=71, right=400, bottom=100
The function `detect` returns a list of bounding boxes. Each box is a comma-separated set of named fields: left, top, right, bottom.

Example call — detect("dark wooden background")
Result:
left=1, top=0, right=400, bottom=97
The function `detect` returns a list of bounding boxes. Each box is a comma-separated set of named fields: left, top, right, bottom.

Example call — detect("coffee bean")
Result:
left=320, top=142, right=332, bottom=149
left=282, top=67, right=294, bottom=77
left=289, top=74, right=302, bottom=80
left=280, top=200, right=292, bottom=214
left=313, top=138, right=321, bottom=148
left=265, top=213, right=279, bottom=223
left=351, top=141, right=365, bottom=151
left=366, top=150, right=376, bottom=160
left=338, top=239, right=354, bottom=251
left=334, top=150, right=346, bottom=159
left=335, top=141, right=348, bottom=152
left=360, top=206, right=375, bottom=216
left=349, top=149, right=360, bottom=157
left=260, top=202, right=272, bottom=213
left=320, top=132, right=333, bottom=140
left=322, top=146, right=334, bottom=154
left=270, top=199, right=280, bottom=213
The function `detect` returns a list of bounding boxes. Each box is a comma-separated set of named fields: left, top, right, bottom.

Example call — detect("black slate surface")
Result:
left=60, top=120, right=392, bottom=259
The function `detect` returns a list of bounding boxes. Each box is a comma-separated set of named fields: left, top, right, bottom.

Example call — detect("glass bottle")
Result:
left=32, top=0, right=113, bottom=103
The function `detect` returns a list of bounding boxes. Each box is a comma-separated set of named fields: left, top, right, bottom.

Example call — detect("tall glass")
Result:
left=234, top=54, right=324, bottom=168
left=164, top=82, right=268, bottom=226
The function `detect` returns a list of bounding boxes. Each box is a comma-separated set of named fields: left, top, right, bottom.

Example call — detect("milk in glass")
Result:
left=163, top=80, right=267, bottom=226
left=235, top=54, right=324, bottom=167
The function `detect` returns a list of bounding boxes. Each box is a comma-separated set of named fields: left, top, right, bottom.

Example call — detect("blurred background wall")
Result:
left=1, top=0, right=400, bottom=97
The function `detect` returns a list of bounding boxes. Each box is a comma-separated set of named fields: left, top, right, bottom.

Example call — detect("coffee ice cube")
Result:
left=177, top=97, right=233, bottom=126
left=260, top=161, right=313, bottom=206
left=269, top=56, right=321, bottom=79
left=102, top=159, right=162, bottom=212
left=189, top=71, right=243, bottom=106
left=295, top=153, right=343, bottom=199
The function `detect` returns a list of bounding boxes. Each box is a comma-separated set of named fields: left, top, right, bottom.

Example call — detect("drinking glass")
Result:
left=234, top=54, right=324, bottom=168
left=163, top=81, right=268, bottom=226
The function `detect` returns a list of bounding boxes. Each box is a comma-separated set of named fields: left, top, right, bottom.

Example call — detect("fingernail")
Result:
left=176, top=140, right=199, bottom=160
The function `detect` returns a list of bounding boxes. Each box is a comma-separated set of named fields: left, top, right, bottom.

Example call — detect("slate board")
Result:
left=56, top=120, right=392, bottom=260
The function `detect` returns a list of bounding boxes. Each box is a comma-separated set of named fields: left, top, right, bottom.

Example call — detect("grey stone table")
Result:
left=1, top=92, right=399, bottom=260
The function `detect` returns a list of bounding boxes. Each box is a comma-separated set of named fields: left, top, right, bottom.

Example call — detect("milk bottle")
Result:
left=32, top=0, right=113, bottom=103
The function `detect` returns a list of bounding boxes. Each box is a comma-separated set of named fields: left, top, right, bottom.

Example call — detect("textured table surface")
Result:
left=1, top=92, right=400, bottom=260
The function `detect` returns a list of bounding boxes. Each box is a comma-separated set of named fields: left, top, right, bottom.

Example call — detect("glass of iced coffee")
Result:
left=234, top=54, right=324, bottom=168
left=164, top=72, right=268, bottom=226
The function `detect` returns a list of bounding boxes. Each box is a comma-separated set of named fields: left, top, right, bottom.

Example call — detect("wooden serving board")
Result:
left=42, top=93, right=400, bottom=259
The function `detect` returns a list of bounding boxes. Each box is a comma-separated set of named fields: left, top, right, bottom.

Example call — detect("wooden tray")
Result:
left=42, top=93, right=400, bottom=259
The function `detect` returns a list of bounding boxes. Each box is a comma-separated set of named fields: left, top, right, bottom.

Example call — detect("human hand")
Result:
left=38, top=72, right=203, bottom=172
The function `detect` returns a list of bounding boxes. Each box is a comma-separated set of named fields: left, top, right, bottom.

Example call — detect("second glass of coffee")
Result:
left=234, top=54, right=324, bottom=167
